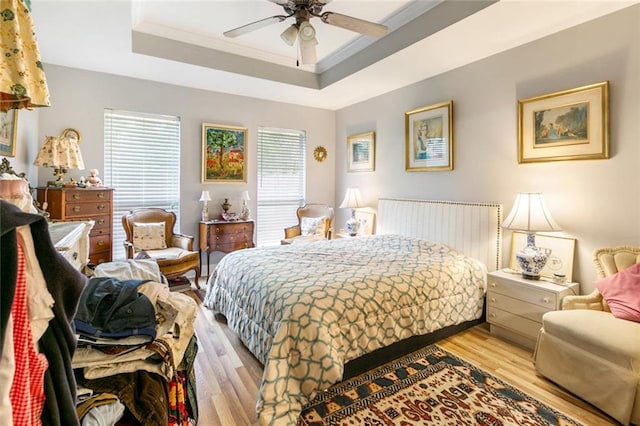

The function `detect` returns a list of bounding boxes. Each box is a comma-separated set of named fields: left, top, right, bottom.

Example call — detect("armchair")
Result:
left=281, top=203, right=334, bottom=244
left=534, top=245, right=640, bottom=425
left=122, top=208, right=200, bottom=288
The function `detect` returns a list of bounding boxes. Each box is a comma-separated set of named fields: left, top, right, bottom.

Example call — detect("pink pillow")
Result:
left=595, top=262, right=640, bottom=322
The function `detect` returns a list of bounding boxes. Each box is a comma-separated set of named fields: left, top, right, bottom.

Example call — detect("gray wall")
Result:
left=34, top=66, right=336, bottom=256
left=335, top=5, right=640, bottom=292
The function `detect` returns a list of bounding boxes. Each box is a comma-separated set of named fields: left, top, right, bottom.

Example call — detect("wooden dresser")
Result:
left=199, top=220, right=254, bottom=278
left=37, top=187, right=114, bottom=265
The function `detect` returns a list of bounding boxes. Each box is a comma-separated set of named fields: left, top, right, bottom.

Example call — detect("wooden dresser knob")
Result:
left=73, top=193, right=80, bottom=199
left=97, top=240, right=105, bottom=246
left=73, top=206, right=81, bottom=213
left=97, top=204, right=105, bottom=211
left=97, top=219, right=105, bottom=225
left=98, top=193, right=105, bottom=198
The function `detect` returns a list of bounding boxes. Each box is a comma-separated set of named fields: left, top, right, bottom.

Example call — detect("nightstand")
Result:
left=486, top=269, right=579, bottom=350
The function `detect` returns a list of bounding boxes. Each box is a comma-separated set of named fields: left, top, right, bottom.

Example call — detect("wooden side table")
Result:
left=199, top=220, right=255, bottom=278
left=486, top=269, right=579, bottom=349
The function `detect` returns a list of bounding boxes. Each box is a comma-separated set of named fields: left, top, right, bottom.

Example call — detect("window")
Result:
left=257, top=127, right=306, bottom=246
left=104, top=109, right=181, bottom=259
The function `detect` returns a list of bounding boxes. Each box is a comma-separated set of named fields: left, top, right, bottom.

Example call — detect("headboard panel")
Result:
left=377, top=198, right=503, bottom=272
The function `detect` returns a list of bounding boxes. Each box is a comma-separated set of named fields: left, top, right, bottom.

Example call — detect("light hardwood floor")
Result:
left=188, top=280, right=618, bottom=426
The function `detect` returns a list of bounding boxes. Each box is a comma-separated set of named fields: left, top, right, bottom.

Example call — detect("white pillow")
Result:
left=132, top=222, right=167, bottom=251
left=300, top=216, right=326, bottom=236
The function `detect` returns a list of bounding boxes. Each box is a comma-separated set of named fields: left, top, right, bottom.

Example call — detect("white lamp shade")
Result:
left=280, top=24, right=298, bottom=46
left=339, top=187, right=364, bottom=209
left=502, top=192, right=561, bottom=232
left=241, top=190, right=250, bottom=201
left=199, top=190, right=212, bottom=202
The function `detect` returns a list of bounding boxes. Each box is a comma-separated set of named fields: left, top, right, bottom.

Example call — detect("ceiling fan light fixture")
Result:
left=298, top=20, right=316, bottom=42
left=280, top=24, right=299, bottom=46
left=299, top=42, right=317, bottom=64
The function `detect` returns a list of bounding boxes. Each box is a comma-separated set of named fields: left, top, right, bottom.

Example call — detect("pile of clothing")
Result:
left=72, top=260, right=198, bottom=425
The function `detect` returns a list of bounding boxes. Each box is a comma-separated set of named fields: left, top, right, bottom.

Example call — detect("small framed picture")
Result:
left=202, top=123, right=247, bottom=183
left=347, top=131, right=375, bottom=172
left=0, top=110, right=18, bottom=157
left=518, top=81, right=609, bottom=163
left=509, top=231, right=576, bottom=281
left=405, top=101, right=453, bottom=171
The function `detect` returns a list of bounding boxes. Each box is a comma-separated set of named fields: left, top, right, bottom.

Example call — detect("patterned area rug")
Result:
left=298, top=344, right=583, bottom=426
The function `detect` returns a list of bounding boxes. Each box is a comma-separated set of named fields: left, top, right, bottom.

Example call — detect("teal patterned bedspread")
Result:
left=203, top=234, right=487, bottom=425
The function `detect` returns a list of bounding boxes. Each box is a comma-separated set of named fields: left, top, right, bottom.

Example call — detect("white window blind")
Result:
left=104, top=109, right=181, bottom=259
left=257, top=127, right=306, bottom=246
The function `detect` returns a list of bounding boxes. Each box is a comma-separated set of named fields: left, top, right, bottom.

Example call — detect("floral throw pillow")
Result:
left=133, top=222, right=167, bottom=251
left=300, top=216, right=326, bottom=236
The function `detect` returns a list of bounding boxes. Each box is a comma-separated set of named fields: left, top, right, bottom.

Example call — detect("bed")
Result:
left=204, top=198, right=502, bottom=425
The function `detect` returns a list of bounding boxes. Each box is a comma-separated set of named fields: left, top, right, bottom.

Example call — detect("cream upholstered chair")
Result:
left=281, top=204, right=334, bottom=244
left=122, top=208, right=201, bottom=288
left=534, top=246, right=640, bottom=425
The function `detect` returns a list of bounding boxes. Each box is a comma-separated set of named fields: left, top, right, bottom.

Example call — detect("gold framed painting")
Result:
left=405, top=100, right=453, bottom=171
left=0, top=109, right=18, bottom=157
left=202, top=123, right=247, bottom=183
left=509, top=231, right=576, bottom=281
left=347, top=131, right=375, bottom=172
left=518, top=81, right=609, bottom=163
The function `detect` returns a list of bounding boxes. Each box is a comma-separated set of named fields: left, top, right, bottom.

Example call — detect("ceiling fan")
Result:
left=223, top=0, right=388, bottom=65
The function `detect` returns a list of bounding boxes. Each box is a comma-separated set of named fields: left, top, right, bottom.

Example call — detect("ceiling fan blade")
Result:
left=223, top=15, right=289, bottom=38
left=320, top=12, right=388, bottom=38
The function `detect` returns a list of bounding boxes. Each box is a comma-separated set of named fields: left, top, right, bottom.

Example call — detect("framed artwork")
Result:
left=0, top=109, right=18, bottom=157
left=347, top=131, right=375, bottom=172
left=518, top=81, right=609, bottom=163
left=355, top=209, right=376, bottom=236
left=405, top=100, right=453, bottom=171
left=509, top=231, right=576, bottom=281
left=202, top=123, right=247, bottom=183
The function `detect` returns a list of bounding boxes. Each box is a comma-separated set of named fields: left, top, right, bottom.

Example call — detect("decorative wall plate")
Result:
left=313, top=146, right=327, bottom=162
left=61, top=128, right=81, bottom=143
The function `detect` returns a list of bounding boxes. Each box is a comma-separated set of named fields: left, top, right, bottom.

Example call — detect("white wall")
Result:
left=35, top=66, right=336, bottom=248
left=335, top=5, right=640, bottom=292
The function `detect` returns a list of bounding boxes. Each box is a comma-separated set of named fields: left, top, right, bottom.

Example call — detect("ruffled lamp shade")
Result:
left=33, top=136, right=85, bottom=185
left=0, top=0, right=51, bottom=111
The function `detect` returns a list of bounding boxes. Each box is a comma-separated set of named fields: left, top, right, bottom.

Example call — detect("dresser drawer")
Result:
left=487, top=278, right=558, bottom=309
left=65, top=202, right=111, bottom=218
left=90, top=234, right=111, bottom=254
left=89, top=251, right=111, bottom=266
left=214, top=223, right=252, bottom=235
left=65, top=189, right=112, bottom=202
left=487, top=291, right=550, bottom=323
left=487, top=305, right=542, bottom=340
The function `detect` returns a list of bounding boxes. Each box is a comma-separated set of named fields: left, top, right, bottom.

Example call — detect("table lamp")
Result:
left=33, top=135, right=85, bottom=186
left=199, top=190, right=212, bottom=221
left=240, top=190, right=251, bottom=220
left=502, top=192, right=561, bottom=280
left=339, top=187, right=364, bottom=236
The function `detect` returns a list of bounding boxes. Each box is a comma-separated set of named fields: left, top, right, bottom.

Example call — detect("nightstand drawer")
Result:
left=487, top=306, right=542, bottom=340
left=487, top=292, right=550, bottom=323
left=488, top=278, right=557, bottom=309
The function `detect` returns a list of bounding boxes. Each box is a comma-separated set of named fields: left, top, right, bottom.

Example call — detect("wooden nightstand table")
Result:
left=199, top=220, right=254, bottom=278
left=486, top=269, right=579, bottom=350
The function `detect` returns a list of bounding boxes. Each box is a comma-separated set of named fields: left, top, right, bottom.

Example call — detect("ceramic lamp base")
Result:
left=345, top=209, right=359, bottom=236
left=516, top=233, right=551, bottom=280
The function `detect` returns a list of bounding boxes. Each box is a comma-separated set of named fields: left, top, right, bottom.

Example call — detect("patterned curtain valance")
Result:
left=0, top=0, right=50, bottom=112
